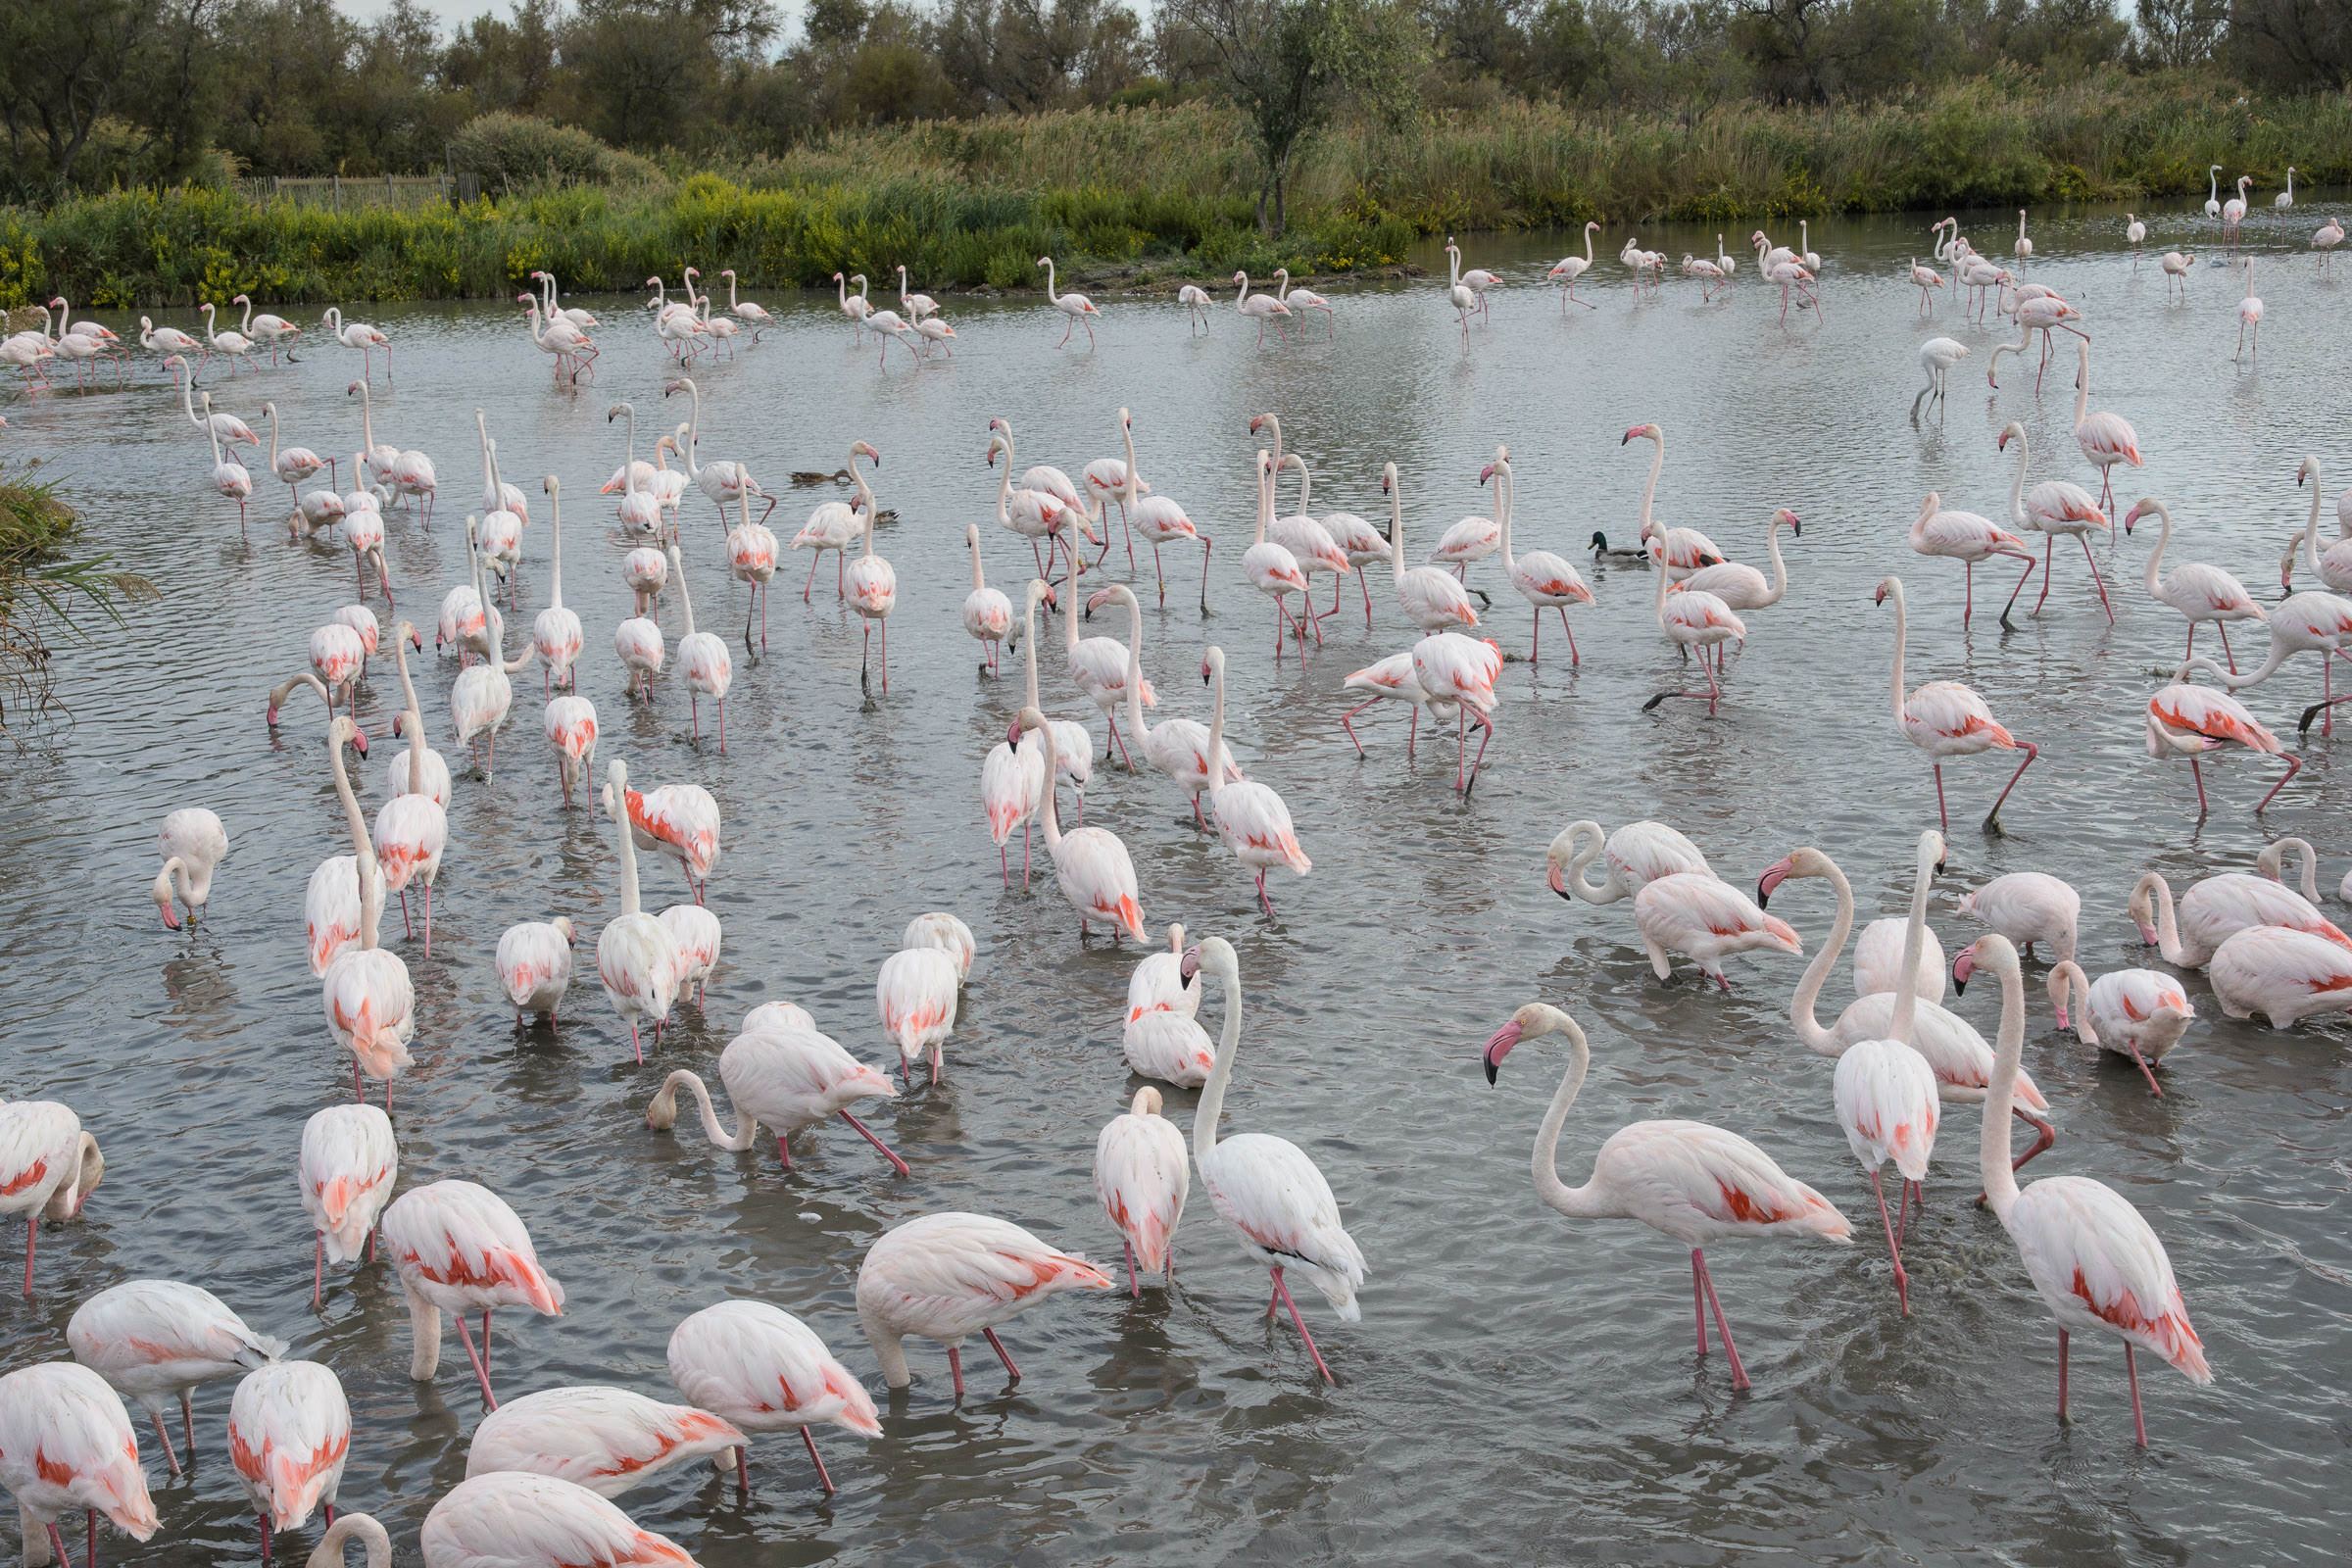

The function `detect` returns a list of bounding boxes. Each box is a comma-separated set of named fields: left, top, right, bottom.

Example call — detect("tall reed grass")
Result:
left=2, top=73, right=2342, bottom=308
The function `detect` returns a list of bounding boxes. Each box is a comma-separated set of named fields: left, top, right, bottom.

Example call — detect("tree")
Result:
left=2230, top=0, right=2349, bottom=86
left=2133, top=0, right=2226, bottom=65
left=0, top=0, right=161, bottom=186
left=1157, top=0, right=1420, bottom=234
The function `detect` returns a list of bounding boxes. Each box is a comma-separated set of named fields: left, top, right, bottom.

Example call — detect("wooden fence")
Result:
left=230, top=173, right=483, bottom=213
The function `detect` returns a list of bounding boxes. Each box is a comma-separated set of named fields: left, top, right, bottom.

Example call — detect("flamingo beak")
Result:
left=1179, top=945, right=1202, bottom=981
left=1482, top=1021, right=1524, bottom=1084
left=1951, top=947, right=1978, bottom=995
left=1755, top=857, right=1793, bottom=907
left=1546, top=861, right=1571, bottom=900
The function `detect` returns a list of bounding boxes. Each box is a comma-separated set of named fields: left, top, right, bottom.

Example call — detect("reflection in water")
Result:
left=2, top=204, right=2349, bottom=1562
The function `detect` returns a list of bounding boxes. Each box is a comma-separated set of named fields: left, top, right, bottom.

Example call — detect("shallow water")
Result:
left=4, top=198, right=2351, bottom=1566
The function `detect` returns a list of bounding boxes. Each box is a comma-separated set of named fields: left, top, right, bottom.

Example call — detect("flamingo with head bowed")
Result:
left=1009, top=707, right=1147, bottom=942
left=665, top=1301, right=877, bottom=1495
left=1957, top=871, right=2080, bottom=965
left=2207, top=924, right=2352, bottom=1029
left=626, top=777, right=720, bottom=905
left=308, top=1473, right=701, bottom=1568
left=1198, top=646, right=1309, bottom=913
left=1096, top=1087, right=1189, bottom=1298
left=201, top=394, right=257, bottom=535
left=300, top=1102, right=397, bottom=1306
left=1182, top=937, right=1365, bottom=1382
left=649, top=1015, right=906, bottom=1174
left=597, top=761, right=681, bottom=1064
left=2045, top=963, right=2192, bottom=1096
left=154, top=808, right=227, bottom=929
left=381, top=1180, right=564, bottom=1411
left=1335, top=649, right=1454, bottom=760
left=857, top=1210, right=1112, bottom=1396
left=877, top=937, right=959, bottom=1087
left=1546, top=819, right=1711, bottom=906
left=2123, top=497, right=2261, bottom=670
left=1178, top=280, right=1213, bottom=329
left=320, top=717, right=414, bottom=1106
left=1410, top=631, right=1501, bottom=791
left=1038, top=257, right=1100, bottom=348
left=2314, top=215, right=2344, bottom=271
left=66, top=1280, right=283, bottom=1477
left=225, top=1360, right=351, bottom=1554
left=497, top=917, right=576, bottom=1027
left=1877, top=575, right=2038, bottom=834
left=2128, top=859, right=2348, bottom=970
left=1955, top=934, right=2209, bottom=1446
left=1631, top=865, right=1800, bottom=991
left=2143, top=682, right=2303, bottom=815
left=1483, top=1002, right=1849, bottom=1391
left=467, top=1386, right=744, bottom=1498
left=1758, top=834, right=2060, bottom=1177
left=0, top=1363, right=157, bottom=1568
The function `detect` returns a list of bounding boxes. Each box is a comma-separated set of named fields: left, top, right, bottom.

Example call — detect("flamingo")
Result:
left=2125, top=214, right=2146, bottom=269
left=1548, top=221, right=1601, bottom=309
left=1232, top=270, right=1291, bottom=346
left=1178, top=282, right=1212, bottom=331
left=1914, top=336, right=1966, bottom=411
left=2207, top=925, right=2352, bottom=1029
left=717, top=270, right=770, bottom=337
left=1669, top=507, right=1796, bottom=621
left=695, top=297, right=741, bottom=361
left=343, top=378, right=398, bottom=500
left=2069, top=338, right=2142, bottom=514
left=1957, top=871, right=2080, bottom=965
left=319, top=716, right=414, bottom=1106
left=1199, top=646, right=1309, bottom=913
left=497, top=918, right=576, bottom=1025
left=1038, top=256, right=1100, bottom=348
left=467, top=1386, right=744, bottom=1498
left=646, top=1017, right=906, bottom=1174
left=153, top=808, right=228, bottom=929
left=2161, top=248, right=2195, bottom=297
left=1096, top=584, right=1239, bottom=827
left=1641, top=536, right=1743, bottom=713
left=234, top=294, right=301, bottom=363
left=985, top=425, right=1074, bottom=581
left=1444, top=241, right=1481, bottom=332
left=1411, top=630, right=1503, bottom=791
left=2045, top=963, right=2193, bottom=1096
left=0, top=1102, right=104, bottom=1298
left=626, top=779, right=721, bottom=905
left=1122, top=963, right=1217, bottom=1089
left=65, top=1280, right=282, bottom=1478
left=226, top=1360, right=350, bottom=1554
left=1798, top=219, right=1821, bottom=270
left=531, top=477, right=584, bottom=690
left=722, top=482, right=780, bottom=653
left=1483, top=1002, right=1848, bottom=1391
left=2223, top=173, right=2251, bottom=242
left=1910, top=258, right=1945, bottom=314
left=1985, top=291, right=2086, bottom=394
left=2274, top=166, right=2296, bottom=213
left=1622, top=423, right=1722, bottom=579
left=1448, top=236, right=1497, bottom=314
left=1179, top=937, right=1365, bottom=1382
left=2179, top=471, right=2352, bottom=737
left=1268, top=453, right=1353, bottom=618
left=263, top=402, right=333, bottom=516
left=319, top=307, right=389, bottom=381
left=1996, top=421, right=2111, bottom=623
left=2143, top=682, right=2303, bottom=814
left=202, top=394, right=256, bottom=535
left=792, top=441, right=881, bottom=600
left=1096, top=1087, right=1188, bottom=1298
left=474, top=436, right=526, bottom=604
left=901, top=912, right=975, bottom=983
left=877, top=939, right=959, bottom=1086
left=606, top=406, right=665, bottom=542
left=527, top=270, right=597, bottom=331
left=2123, top=496, right=2261, bottom=670
left=663, top=377, right=767, bottom=527
left=856, top=1211, right=1112, bottom=1396
left=382, top=1180, right=564, bottom=1411
left=2235, top=256, right=2264, bottom=358
left=1425, top=453, right=1503, bottom=583
left=2315, top=215, right=2344, bottom=271
left=2205, top=164, right=2223, bottom=219
left=297, top=1101, right=396, bottom=1310
left=1336, top=650, right=1454, bottom=760
left=658, top=899, right=719, bottom=1011
left=0, top=1363, right=157, bottom=1568
left=374, top=624, right=449, bottom=956
left=663, top=543, right=730, bottom=748
left=960, top=522, right=1014, bottom=674
left=832, top=270, right=871, bottom=331
left=197, top=301, right=261, bottom=376
left=597, top=760, right=681, bottom=1064
left=1273, top=268, right=1334, bottom=337
left=141, top=315, right=204, bottom=363
left=846, top=499, right=899, bottom=694
left=1378, top=463, right=1479, bottom=633
left=980, top=585, right=1055, bottom=886
left=1955, top=934, right=2209, bottom=1446
left=1127, top=922, right=1198, bottom=1023
left=1545, top=819, right=1711, bottom=907
left=317, top=1473, right=702, bottom=1568
left=2128, top=860, right=2348, bottom=970
left=666, top=1302, right=878, bottom=1495
left=450, top=519, right=533, bottom=780
left=2011, top=207, right=2034, bottom=268
left=1906, top=491, right=2035, bottom=629
left=1009, top=707, right=1147, bottom=942
left=1877, top=575, right=2038, bottom=833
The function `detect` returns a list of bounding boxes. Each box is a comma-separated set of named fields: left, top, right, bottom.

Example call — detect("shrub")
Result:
left=448, top=115, right=662, bottom=191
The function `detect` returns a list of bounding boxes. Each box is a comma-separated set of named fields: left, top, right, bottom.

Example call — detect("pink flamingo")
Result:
left=2208, top=925, right=2352, bottom=1029
left=466, top=1386, right=744, bottom=1497
left=648, top=1014, right=907, bottom=1174
left=1200, top=647, right=1310, bottom=912
left=1878, top=575, right=2038, bottom=834
left=1906, top=491, right=2035, bottom=629
left=857, top=1211, right=1112, bottom=1396
left=2070, top=339, right=2141, bottom=514
left=311, top=1474, right=696, bottom=1568
left=1095, top=1087, right=1189, bottom=1297
left=2045, top=963, right=2193, bottom=1096
left=381, top=1179, right=564, bottom=1411
left=1008, top=708, right=1148, bottom=942
left=66, top=1280, right=283, bottom=1477
left=299, top=1103, right=397, bottom=1306
left=0, top=1363, right=157, bottom=1568
left=598, top=762, right=682, bottom=1062
left=226, top=1359, right=351, bottom=1557
left=1482, top=1002, right=1849, bottom=1391
left=1997, top=422, right=2111, bottom=622
left=1412, top=631, right=1502, bottom=791
left=2125, top=496, right=2261, bottom=670
left=666, top=1301, right=877, bottom=1494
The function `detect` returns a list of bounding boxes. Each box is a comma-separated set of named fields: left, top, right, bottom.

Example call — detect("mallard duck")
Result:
left=1590, top=531, right=1649, bottom=563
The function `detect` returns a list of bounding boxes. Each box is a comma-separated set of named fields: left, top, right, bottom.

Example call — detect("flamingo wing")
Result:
left=2007, top=1176, right=2208, bottom=1379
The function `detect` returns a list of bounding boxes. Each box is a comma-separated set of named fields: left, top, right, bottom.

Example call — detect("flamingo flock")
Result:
left=14, top=189, right=2352, bottom=1568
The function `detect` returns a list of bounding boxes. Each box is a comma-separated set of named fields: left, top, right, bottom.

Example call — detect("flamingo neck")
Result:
left=1119, top=416, right=1142, bottom=508
left=1203, top=651, right=1227, bottom=800
left=267, top=405, right=280, bottom=471
left=2302, top=464, right=2325, bottom=577
left=613, top=786, right=643, bottom=916
left=849, top=448, right=873, bottom=523
left=1032, top=713, right=1065, bottom=853
left=1564, top=824, right=1618, bottom=903
left=1118, top=592, right=1152, bottom=745
left=967, top=529, right=986, bottom=593
left=674, top=551, right=696, bottom=638
left=328, top=729, right=380, bottom=951
left=312, top=1513, right=392, bottom=1568
left=2005, top=438, right=2028, bottom=530
left=1760, top=514, right=1789, bottom=604
left=1496, top=461, right=1515, bottom=572
left=1976, top=942, right=2027, bottom=1220
left=549, top=489, right=564, bottom=607
left=2141, top=502, right=2170, bottom=593
left=993, top=443, right=1013, bottom=525
left=1583, top=222, right=1595, bottom=264
left=2134, top=873, right=2183, bottom=964
left=1530, top=1023, right=1612, bottom=1218
left=656, top=1069, right=753, bottom=1151
left=1890, top=837, right=1935, bottom=1044
left=1022, top=591, right=1044, bottom=710
left=2048, top=961, right=2091, bottom=1039
left=1193, top=947, right=1243, bottom=1164
left=1886, top=579, right=1908, bottom=725
left=1385, top=471, right=1404, bottom=576
left=1063, top=508, right=1080, bottom=649
left=1637, top=435, right=1662, bottom=543
left=1788, top=857, right=1851, bottom=1055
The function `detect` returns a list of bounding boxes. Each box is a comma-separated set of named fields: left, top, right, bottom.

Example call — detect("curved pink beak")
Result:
left=1755, top=857, right=1794, bottom=908
left=1482, top=1021, right=1523, bottom=1083
left=1951, top=947, right=1980, bottom=995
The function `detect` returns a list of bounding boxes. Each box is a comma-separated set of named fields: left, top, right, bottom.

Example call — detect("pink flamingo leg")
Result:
left=1268, top=1266, right=1337, bottom=1385
left=1692, top=1252, right=1708, bottom=1355
left=149, top=1410, right=181, bottom=1477
left=45, top=1522, right=73, bottom=1568
left=735, top=1445, right=750, bottom=1496
left=2256, top=753, right=2302, bottom=811
left=630, top=1022, right=644, bottom=1064
left=1561, top=607, right=1580, bottom=665
left=2081, top=537, right=2115, bottom=621
left=1691, top=1249, right=1750, bottom=1390
left=1869, top=1168, right=1910, bottom=1315
left=2126, top=1344, right=2147, bottom=1446
left=801, top=1427, right=835, bottom=1492
left=840, top=1110, right=909, bottom=1175
left=1340, top=698, right=1378, bottom=758
left=775, top=1136, right=792, bottom=1170
left=1984, top=741, right=2038, bottom=833
left=453, top=1309, right=497, bottom=1409
left=313, top=1233, right=323, bottom=1308
left=2128, top=1043, right=2164, bottom=1097
left=2057, top=1328, right=2070, bottom=1422
left=1932, top=763, right=1951, bottom=835
left=982, top=1327, right=1022, bottom=1382
left=946, top=1346, right=965, bottom=1397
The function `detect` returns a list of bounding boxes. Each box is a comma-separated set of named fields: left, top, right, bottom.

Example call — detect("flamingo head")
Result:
left=390, top=710, right=407, bottom=739
left=1776, top=508, right=1800, bottom=536
left=1179, top=944, right=1202, bottom=982
left=2297, top=456, right=2318, bottom=487
left=1951, top=943, right=1980, bottom=995
left=1085, top=585, right=1121, bottom=617
left=1997, top=421, right=2021, bottom=452
left=1755, top=855, right=1795, bottom=907
left=400, top=619, right=421, bottom=652
left=1481, top=1005, right=1568, bottom=1082
left=1621, top=422, right=1658, bottom=445
left=2122, top=499, right=2151, bottom=534
left=346, top=380, right=364, bottom=397
left=853, top=440, right=881, bottom=468
left=1249, top=414, right=1266, bottom=433
left=551, top=915, right=576, bottom=944
left=1873, top=579, right=1891, bottom=606
left=1478, top=463, right=1494, bottom=486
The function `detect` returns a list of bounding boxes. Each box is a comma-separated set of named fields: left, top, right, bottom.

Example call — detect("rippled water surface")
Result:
left=5, top=201, right=2351, bottom=1566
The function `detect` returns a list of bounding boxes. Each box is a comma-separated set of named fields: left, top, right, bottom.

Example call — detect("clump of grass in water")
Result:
left=0, top=466, right=157, bottom=730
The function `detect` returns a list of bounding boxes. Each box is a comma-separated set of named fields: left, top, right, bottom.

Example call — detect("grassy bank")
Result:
left=0, top=466, right=152, bottom=727
left=1, top=73, right=2345, bottom=309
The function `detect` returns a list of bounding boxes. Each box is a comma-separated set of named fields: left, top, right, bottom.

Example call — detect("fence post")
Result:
left=385, top=173, right=394, bottom=202
left=332, top=173, right=340, bottom=216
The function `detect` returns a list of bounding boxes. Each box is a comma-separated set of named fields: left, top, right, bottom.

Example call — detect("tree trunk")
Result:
left=1255, top=183, right=1270, bottom=235
left=1273, top=172, right=1288, bottom=237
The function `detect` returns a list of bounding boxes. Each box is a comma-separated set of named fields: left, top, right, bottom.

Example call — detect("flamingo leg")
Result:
left=946, top=1346, right=965, bottom=1396
left=1255, top=869, right=1274, bottom=918
left=1869, top=1168, right=1910, bottom=1315
left=1340, top=698, right=1377, bottom=758
left=1124, top=1239, right=1140, bottom=1298
left=1984, top=741, right=2037, bottom=833
left=453, top=1308, right=497, bottom=1410
left=2057, top=1328, right=2071, bottom=1422
left=1561, top=607, right=1579, bottom=665
left=2081, top=536, right=2115, bottom=622
left=1963, top=560, right=1975, bottom=625
left=2256, top=753, right=2303, bottom=810
left=44, top=1522, right=73, bottom=1568
left=2126, top=1344, right=2148, bottom=1446
left=1932, top=762, right=1951, bottom=836
left=775, top=1135, right=792, bottom=1170
left=150, top=1410, right=181, bottom=1477
left=1268, top=1266, right=1337, bottom=1385
left=1691, top=1249, right=1750, bottom=1390
left=630, top=1021, right=644, bottom=1064
left=2127, top=1044, right=2164, bottom=1097
left=2029, top=535, right=2054, bottom=615
left=1692, top=1252, right=1708, bottom=1355
left=2218, top=621, right=2238, bottom=673
left=982, top=1327, right=1021, bottom=1383
left=801, top=1427, right=835, bottom=1493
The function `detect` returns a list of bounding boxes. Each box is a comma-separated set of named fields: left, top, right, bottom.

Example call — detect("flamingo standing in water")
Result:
left=320, top=307, right=389, bottom=381
left=646, top=1013, right=906, bottom=1174
left=667, top=543, right=731, bottom=748
left=1545, top=819, right=1711, bottom=907
left=66, top=1280, right=284, bottom=1477
left=1877, top=575, right=2038, bottom=834
left=2045, top=963, right=2193, bottom=1095
left=1199, top=647, right=1309, bottom=914
left=1096, top=1087, right=1189, bottom=1298
left=1642, top=536, right=1742, bottom=712
left=792, top=442, right=879, bottom=600
left=856, top=1211, right=1112, bottom=1396
left=1233, top=270, right=1292, bottom=346
left=1187, top=937, right=1366, bottom=1383
left=1379, top=464, right=1479, bottom=633
left=225, top=1359, right=351, bottom=1555
left=1178, top=282, right=1213, bottom=331
left=299, top=1102, right=397, bottom=1306
left=1037, top=257, right=1099, bottom=349
left=374, top=623, right=448, bottom=956
left=1482, top=1002, right=1849, bottom=1390
left=847, top=500, right=900, bottom=694
left=312, top=1473, right=697, bottom=1568
left=0, top=1363, right=158, bottom=1568
left=1548, top=221, right=1601, bottom=309
left=1906, top=491, right=2035, bottom=629
left=597, top=761, right=681, bottom=1063
left=497, top=917, right=576, bottom=1027
left=154, top=808, right=228, bottom=929
left=202, top=394, right=256, bottom=535
left=1009, top=707, right=1147, bottom=942
left=726, top=480, right=781, bottom=651
left=466, top=1386, right=744, bottom=1498
left=1096, top=584, right=1238, bottom=828
left=2125, top=496, right=2262, bottom=670
left=1955, top=934, right=2210, bottom=1446
left=2142, top=682, right=2303, bottom=815
left=0, top=1101, right=104, bottom=1297
left=1997, top=422, right=2111, bottom=623
left=2069, top=339, right=2141, bottom=514
left=381, top=1180, right=564, bottom=1411
left=961, top=523, right=1012, bottom=672
left=2207, top=925, right=2352, bottom=1029
left=666, top=1301, right=878, bottom=1494
left=320, top=717, right=414, bottom=1106
left=1242, top=449, right=1311, bottom=655
left=877, top=939, right=959, bottom=1086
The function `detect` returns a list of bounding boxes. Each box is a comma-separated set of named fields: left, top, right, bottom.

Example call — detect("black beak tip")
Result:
left=1483, top=1057, right=1499, bottom=1085
left=1754, top=885, right=1771, bottom=909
